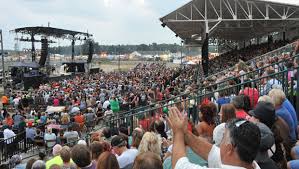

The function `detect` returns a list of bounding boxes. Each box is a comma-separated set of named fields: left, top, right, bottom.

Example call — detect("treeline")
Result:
left=48, top=41, right=184, bottom=55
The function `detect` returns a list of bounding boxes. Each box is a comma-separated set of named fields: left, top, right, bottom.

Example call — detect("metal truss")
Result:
left=161, top=0, right=299, bottom=41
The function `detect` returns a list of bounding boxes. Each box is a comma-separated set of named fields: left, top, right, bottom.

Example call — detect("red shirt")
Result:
left=157, top=92, right=163, bottom=101
left=236, top=110, right=249, bottom=119
left=239, top=87, right=259, bottom=108
left=53, top=98, right=59, bottom=106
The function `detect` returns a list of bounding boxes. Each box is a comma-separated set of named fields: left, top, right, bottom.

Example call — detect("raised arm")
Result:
left=184, top=131, right=213, bottom=161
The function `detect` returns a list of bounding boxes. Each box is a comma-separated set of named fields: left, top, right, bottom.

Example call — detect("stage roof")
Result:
left=11, top=26, right=92, bottom=39
left=160, top=0, right=299, bottom=44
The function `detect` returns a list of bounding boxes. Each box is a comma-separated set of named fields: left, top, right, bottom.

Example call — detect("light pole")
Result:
left=180, top=40, right=183, bottom=67
left=0, top=30, right=5, bottom=87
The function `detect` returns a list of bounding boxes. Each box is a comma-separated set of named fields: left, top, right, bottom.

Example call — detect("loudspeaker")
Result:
left=39, top=38, right=48, bottom=66
left=87, top=41, right=94, bottom=63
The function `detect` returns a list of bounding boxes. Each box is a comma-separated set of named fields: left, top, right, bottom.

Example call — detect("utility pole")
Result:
left=0, top=30, right=5, bottom=87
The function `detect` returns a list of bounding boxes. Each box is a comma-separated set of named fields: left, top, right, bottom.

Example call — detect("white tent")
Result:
left=185, top=61, right=196, bottom=65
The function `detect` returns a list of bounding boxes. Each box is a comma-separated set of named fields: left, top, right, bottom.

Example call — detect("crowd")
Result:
left=0, top=40, right=298, bottom=169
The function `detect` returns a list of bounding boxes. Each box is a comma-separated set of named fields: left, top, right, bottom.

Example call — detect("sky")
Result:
left=0, top=0, right=299, bottom=50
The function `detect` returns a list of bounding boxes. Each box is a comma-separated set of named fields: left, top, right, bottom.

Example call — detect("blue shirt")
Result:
left=282, top=99, right=298, bottom=131
left=26, top=127, right=36, bottom=141
left=276, top=106, right=296, bottom=141
left=216, top=97, right=230, bottom=107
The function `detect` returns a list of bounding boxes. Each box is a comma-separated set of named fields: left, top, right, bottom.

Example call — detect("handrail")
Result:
left=201, top=54, right=299, bottom=90
left=205, top=40, right=296, bottom=79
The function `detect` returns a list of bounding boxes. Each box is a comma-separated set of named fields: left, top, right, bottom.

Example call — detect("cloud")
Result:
left=0, top=0, right=190, bottom=49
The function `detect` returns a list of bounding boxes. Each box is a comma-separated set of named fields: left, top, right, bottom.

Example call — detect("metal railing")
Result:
left=205, top=40, right=296, bottom=79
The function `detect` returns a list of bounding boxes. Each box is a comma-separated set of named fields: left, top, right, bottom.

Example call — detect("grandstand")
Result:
left=1, top=0, right=299, bottom=169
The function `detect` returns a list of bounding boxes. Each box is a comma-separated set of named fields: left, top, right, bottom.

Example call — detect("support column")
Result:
left=202, top=33, right=209, bottom=77
left=283, top=32, right=286, bottom=42
left=31, top=33, right=35, bottom=62
left=268, top=35, right=273, bottom=50
left=71, top=38, right=75, bottom=62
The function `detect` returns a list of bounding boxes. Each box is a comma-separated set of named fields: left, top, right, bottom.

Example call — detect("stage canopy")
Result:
left=11, top=26, right=92, bottom=39
left=160, top=0, right=299, bottom=44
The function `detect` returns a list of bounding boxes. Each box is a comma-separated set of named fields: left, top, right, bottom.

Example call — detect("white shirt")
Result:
left=3, top=128, right=16, bottom=144
left=44, top=133, right=57, bottom=147
left=175, top=145, right=261, bottom=169
left=117, top=149, right=138, bottom=168
left=103, top=100, right=110, bottom=109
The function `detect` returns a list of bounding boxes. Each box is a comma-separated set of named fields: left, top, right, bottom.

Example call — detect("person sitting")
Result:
left=111, top=135, right=138, bottom=169
left=44, top=128, right=57, bottom=148
left=133, top=152, right=163, bottom=169
left=26, top=121, right=36, bottom=143
left=63, top=126, right=79, bottom=145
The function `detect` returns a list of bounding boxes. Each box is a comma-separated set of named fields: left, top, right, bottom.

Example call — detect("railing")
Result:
left=105, top=66, right=299, bottom=133
left=200, top=54, right=299, bottom=94
left=0, top=123, right=46, bottom=163
left=205, top=40, right=297, bottom=79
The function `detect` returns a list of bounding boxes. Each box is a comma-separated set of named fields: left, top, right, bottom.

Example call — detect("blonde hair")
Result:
left=258, top=95, right=274, bottom=105
left=138, top=132, right=161, bottom=158
left=268, top=89, right=286, bottom=107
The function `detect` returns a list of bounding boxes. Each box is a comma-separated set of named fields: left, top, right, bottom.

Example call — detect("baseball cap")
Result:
left=249, top=101, right=276, bottom=128
left=111, top=135, right=126, bottom=147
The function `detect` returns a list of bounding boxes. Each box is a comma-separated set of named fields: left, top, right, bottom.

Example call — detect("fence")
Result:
left=205, top=40, right=297, bottom=79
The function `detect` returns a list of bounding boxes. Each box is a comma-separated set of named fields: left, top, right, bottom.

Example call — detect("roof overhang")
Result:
left=160, top=0, right=299, bottom=45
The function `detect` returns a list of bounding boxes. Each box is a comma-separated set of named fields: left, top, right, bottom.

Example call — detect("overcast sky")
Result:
left=0, top=0, right=299, bottom=50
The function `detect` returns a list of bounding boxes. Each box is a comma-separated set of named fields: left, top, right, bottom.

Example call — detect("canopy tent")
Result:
left=184, top=61, right=197, bottom=65
left=160, top=0, right=299, bottom=44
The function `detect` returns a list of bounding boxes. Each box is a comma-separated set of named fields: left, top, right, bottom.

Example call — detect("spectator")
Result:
left=32, top=160, right=46, bottom=169
left=9, top=155, right=26, bottom=169
left=168, top=107, right=261, bottom=169
left=239, top=82, right=259, bottom=108
left=133, top=152, right=163, bottom=169
left=26, top=158, right=37, bottom=169
left=46, top=144, right=63, bottom=169
left=138, top=132, right=161, bottom=158
left=97, top=152, right=120, bottom=169
left=60, top=146, right=76, bottom=169
left=254, top=122, right=279, bottom=169
left=90, top=141, right=104, bottom=164
left=196, top=102, right=216, bottom=142
left=131, top=128, right=144, bottom=149
left=213, top=103, right=236, bottom=146
left=249, top=101, right=288, bottom=168
left=44, top=128, right=57, bottom=148
left=111, top=135, right=138, bottom=169
left=3, top=125, right=16, bottom=144
left=268, top=89, right=296, bottom=142
left=231, top=95, right=249, bottom=119
left=25, top=121, right=36, bottom=143
left=71, top=144, right=96, bottom=169
left=63, top=126, right=79, bottom=143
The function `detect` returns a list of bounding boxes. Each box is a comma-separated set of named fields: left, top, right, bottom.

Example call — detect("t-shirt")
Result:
left=235, top=110, right=249, bottom=119
left=174, top=145, right=261, bottom=169
left=117, top=149, right=138, bottom=169
left=44, top=133, right=56, bottom=147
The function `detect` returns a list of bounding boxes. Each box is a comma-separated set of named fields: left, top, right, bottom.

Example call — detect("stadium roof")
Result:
left=160, top=0, right=299, bottom=44
left=11, top=26, right=92, bottom=39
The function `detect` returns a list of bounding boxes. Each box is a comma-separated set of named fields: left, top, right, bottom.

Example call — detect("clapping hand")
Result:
left=167, top=106, right=188, bottom=134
